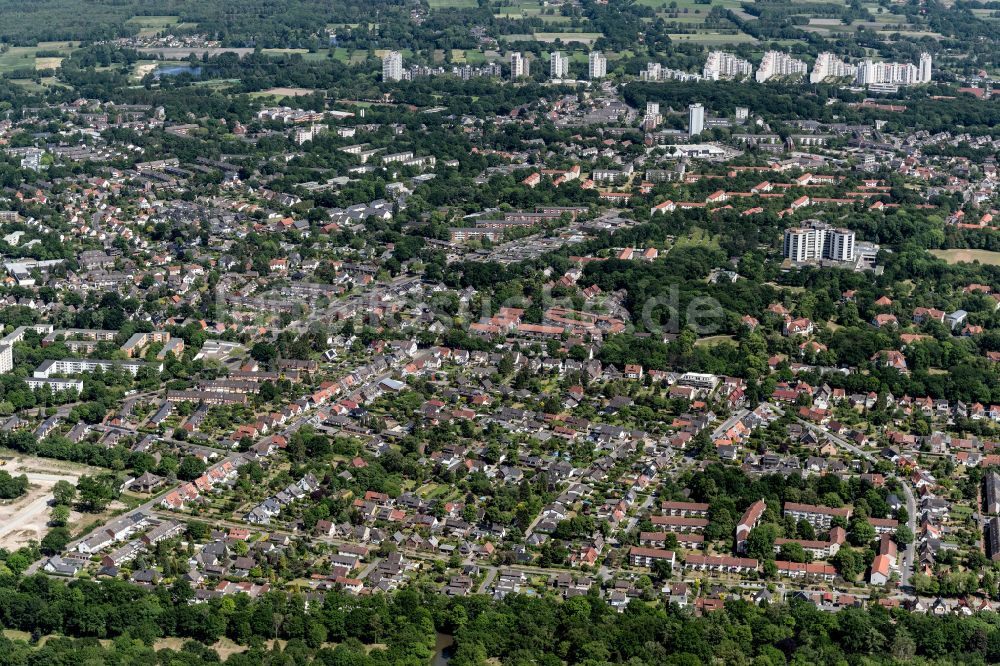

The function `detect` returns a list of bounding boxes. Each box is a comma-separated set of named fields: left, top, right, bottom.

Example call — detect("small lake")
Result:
left=154, top=66, right=202, bottom=78
left=431, top=632, right=454, bottom=666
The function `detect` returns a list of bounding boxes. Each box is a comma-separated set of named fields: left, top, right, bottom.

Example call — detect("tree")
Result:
left=778, top=542, right=808, bottom=563
left=40, top=526, right=71, bottom=555
left=50, top=504, right=70, bottom=527
left=652, top=558, right=672, bottom=580
left=177, top=456, right=206, bottom=481
left=0, top=471, right=28, bottom=499
left=894, top=525, right=913, bottom=547
left=848, top=517, right=877, bottom=547
left=251, top=342, right=277, bottom=364
left=52, top=479, right=76, bottom=506
left=832, top=546, right=865, bottom=581
left=746, top=524, right=777, bottom=561
left=77, top=475, right=115, bottom=512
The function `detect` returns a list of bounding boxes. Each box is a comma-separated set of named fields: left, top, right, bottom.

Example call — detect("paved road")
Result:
left=477, top=566, right=497, bottom=593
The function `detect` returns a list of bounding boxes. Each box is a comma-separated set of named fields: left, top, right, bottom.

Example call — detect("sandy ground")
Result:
left=0, top=454, right=93, bottom=550
left=257, top=86, right=316, bottom=97
left=134, top=63, right=158, bottom=79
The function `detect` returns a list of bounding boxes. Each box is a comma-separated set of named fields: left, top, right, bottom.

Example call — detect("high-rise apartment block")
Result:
left=382, top=51, right=403, bottom=82
left=550, top=51, right=569, bottom=79
left=703, top=51, right=752, bottom=80
left=755, top=51, right=807, bottom=82
left=588, top=51, right=607, bottom=80
left=783, top=220, right=856, bottom=263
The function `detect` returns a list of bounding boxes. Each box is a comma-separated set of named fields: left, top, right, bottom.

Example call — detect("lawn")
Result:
left=638, top=0, right=742, bottom=7
left=429, top=0, right=478, bottom=7
left=666, top=31, right=758, bottom=44
left=930, top=249, right=1000, bottom=266
left=261, top=48, right=332, bottom=62
left=533, top=32, right=604, bottom=44
left=694, top=335, right=737, bottom=347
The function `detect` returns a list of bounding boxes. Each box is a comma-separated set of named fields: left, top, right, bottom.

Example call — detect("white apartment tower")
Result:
left=783, top=221, right=855, bottom=263
left=382, top=51, right=403, bottom=82
left=588, top=51, right=607, bottom=80
left=550, top=51, right=570, bottom=80
left=688, top=103, right=705, bottom=137
left=510, top=52, right=529, bottom=79
left=919, top=52, right=932, bottom=84
left=809, top=52, right=857, bottom=84
left=702, top=51, right=752, bottom=80
left=856, top=53, right=932, bottom=86
left=755, top=51, right=808, bottom=82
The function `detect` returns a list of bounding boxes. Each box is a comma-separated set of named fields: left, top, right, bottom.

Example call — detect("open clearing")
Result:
left=0, top=453, right=96, bottom=550
left=126, top=15, right=198, bottom=36
left=252, top=86, right=318, bottom=98
left=930, top=249, right=1000, bottom=265
left=694, top=335, right=737, bottom=347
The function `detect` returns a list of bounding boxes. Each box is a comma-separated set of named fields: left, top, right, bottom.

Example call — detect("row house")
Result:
left=640, top=531, right=704, bottom=550
left=628, top=547, right=676, bottom=568
left=684, top=554, right=758, bottom=575
left=775, top=560, right=836, bottom=582
left=784, top=502, right=852, bottom=529
left=660, top=500, right=709, bottom=517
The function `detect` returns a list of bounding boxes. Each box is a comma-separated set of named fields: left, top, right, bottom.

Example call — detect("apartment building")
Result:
left=783, top=220, right=856, bottom=263
left=629, top=546, right=676, bottom=568
left=684, top=554, right=758, bottom=574
left=735, top=499, right=766, bottom=554
left=34, top=358, right=151, bottom=378
left=650, top=515, right=709, bottom=533
left=783, top=502, right=852, bottom=530
left=588, top=51, right=607, bottom=80
left=755, top=51, right=807, bottom=82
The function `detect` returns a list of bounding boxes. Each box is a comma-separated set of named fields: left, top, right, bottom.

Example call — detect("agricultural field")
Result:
left=0, top=41, right=76, bottom=74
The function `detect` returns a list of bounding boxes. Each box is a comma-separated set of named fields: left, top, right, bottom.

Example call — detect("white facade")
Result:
left=855, top=53, right=932, bottom=86
left=919, top=52, right=933, bottom=84
left=0, top=344, right=10, bottom=374
left=550, top=51, right=569, bottom=79
left=510, top=52, right=529, bottom=79
left=34, top=358, right=151, bottom=378
left=26, top=377, right=83, bottom=393
left=755, top=51, right=807, bottom=82
left=382, top=51, right=403, bottom=82
left=809, top=52, right=857, bottom=83
left=783, top=221, right=856, bottom=263
left=640, top=62, right=704, bottom=82
left=688, top=103, right=705, bottom=137
left=588, top=51, right=607, bottom=80
left=702, top=51, right=752, bottom=80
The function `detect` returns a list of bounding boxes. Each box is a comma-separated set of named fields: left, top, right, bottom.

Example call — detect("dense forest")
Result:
left=2, top=571, right=1000, bottom=664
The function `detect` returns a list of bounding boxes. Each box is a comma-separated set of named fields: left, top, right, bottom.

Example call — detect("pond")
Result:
left=154, top=66, right=202, bottom=78
left=431, top=632, right=454, bottom=666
